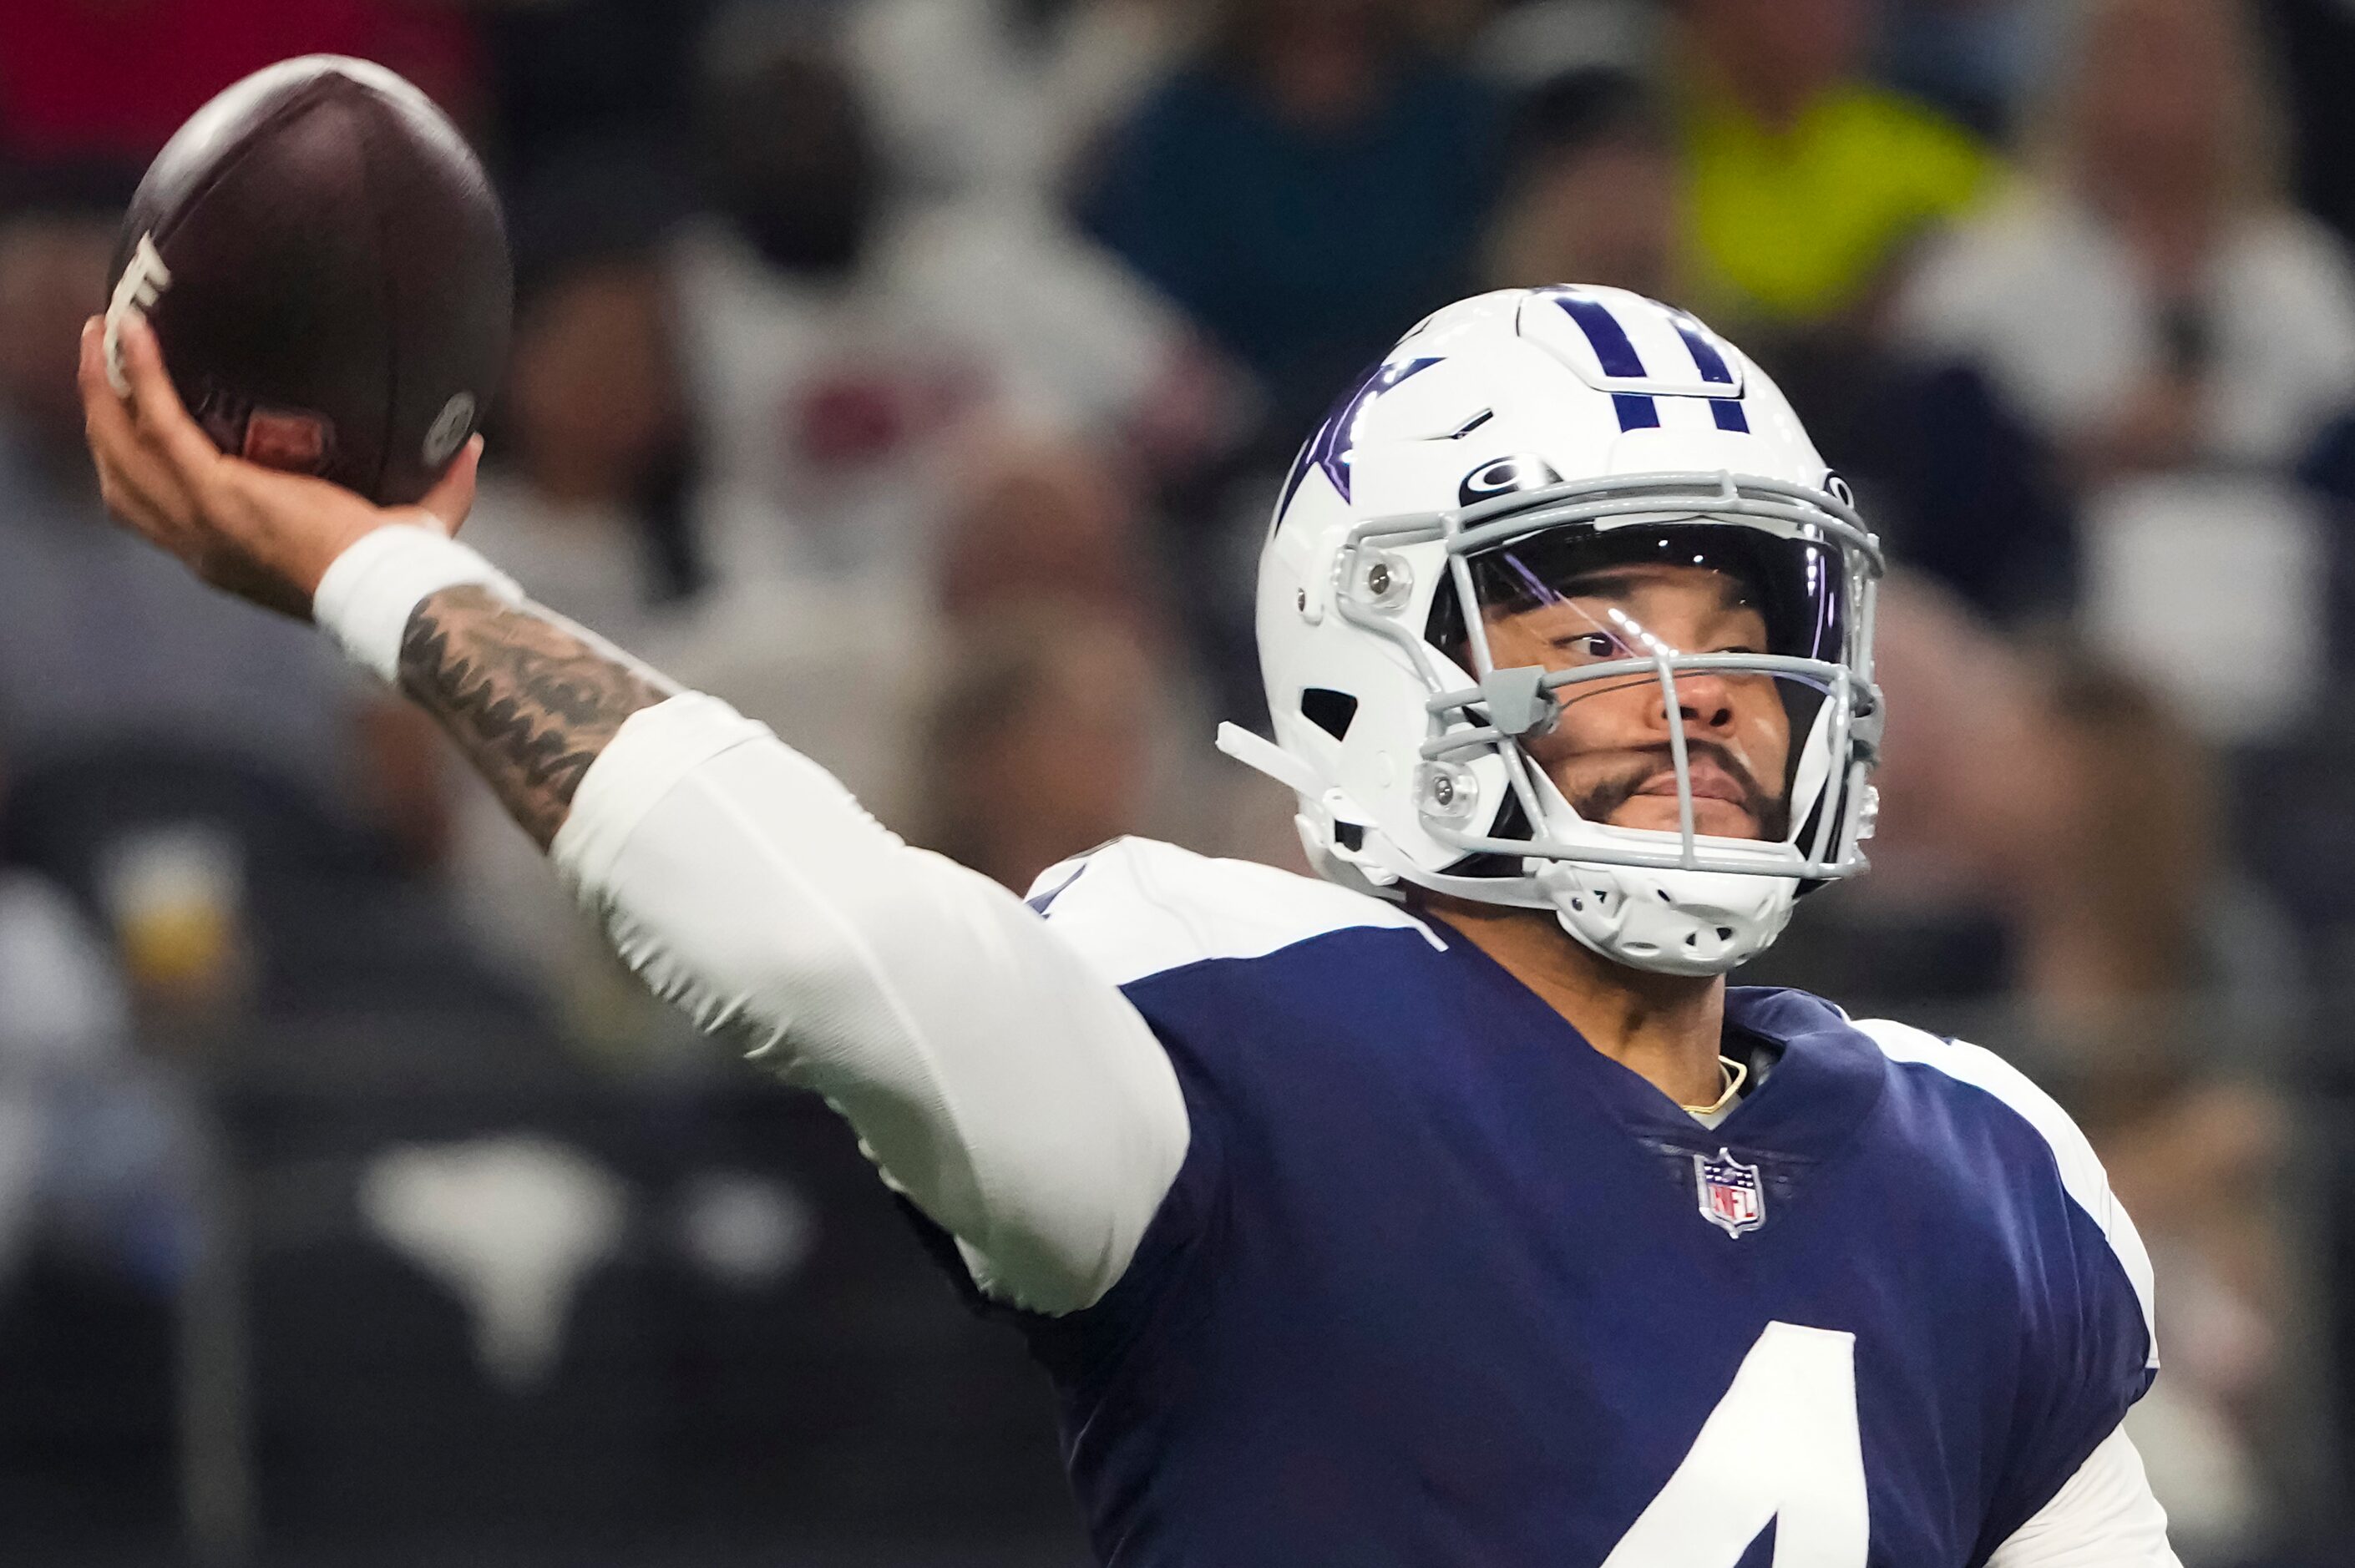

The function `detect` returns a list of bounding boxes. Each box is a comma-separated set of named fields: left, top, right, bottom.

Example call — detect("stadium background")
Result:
left=0, top=0, right=2351, bottom=1561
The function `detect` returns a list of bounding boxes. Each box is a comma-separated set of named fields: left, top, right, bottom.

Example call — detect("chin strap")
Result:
left=1216, top=724, right=1413, bottom=898
left=1213, top=722, right=1327, bottom=798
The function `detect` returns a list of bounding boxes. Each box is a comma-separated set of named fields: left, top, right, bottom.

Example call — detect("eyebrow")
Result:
left=1553, top=570, right=1648, bottom=602
left=1554, top=569, right=1753, bottom=614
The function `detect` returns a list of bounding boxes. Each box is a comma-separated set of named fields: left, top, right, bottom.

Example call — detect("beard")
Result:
left=1568, top=741, right=1790, bottom=842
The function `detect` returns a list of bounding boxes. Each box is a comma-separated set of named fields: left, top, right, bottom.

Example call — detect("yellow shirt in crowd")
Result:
left=1679, top=82, right=1998, bottom=326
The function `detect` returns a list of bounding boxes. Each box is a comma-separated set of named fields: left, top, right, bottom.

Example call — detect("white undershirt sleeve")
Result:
left=550, top=691, right=1191, bottom=1314
left=1986, top=1425, right=2182, bottom=1568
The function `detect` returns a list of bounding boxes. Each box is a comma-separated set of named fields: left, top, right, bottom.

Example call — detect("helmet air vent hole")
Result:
left=1716, top=927, right=1733, bottom=941
left=1569, top=898, right=1583, bottom=911
left=1684, top=933, right=1698, bottom=948
left=1656, top=888, right=1673, bottom=902
left=1300, top=688, right=1359, bottom=741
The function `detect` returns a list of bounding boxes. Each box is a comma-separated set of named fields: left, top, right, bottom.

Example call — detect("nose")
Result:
left=1658, top=668, right=1736, bottom=736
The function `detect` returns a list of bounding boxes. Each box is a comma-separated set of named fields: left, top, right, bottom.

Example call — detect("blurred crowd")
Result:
left=7, top=0, right=2355, bottom=1561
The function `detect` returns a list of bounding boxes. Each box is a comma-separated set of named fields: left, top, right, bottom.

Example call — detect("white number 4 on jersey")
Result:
left=1603, top=1322, right=1867, bottom=1566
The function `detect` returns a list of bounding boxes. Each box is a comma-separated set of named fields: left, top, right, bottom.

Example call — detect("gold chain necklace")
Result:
left=1680, top=1054, right=1750, bottom=1117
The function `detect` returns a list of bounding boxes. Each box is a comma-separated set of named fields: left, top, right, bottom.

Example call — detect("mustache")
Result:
left=1571, top=741, right=1790, bottom=840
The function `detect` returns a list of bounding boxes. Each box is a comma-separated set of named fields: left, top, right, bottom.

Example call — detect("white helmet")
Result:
left=1218, top=286, right=1885, bottom=976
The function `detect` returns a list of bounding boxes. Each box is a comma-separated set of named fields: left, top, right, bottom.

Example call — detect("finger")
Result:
left=116, top=312, right=230, bottom=482
left=79, top=316, right=136, bottom=455
left=414, top=435, right=483, bottom=537
left=82, top=321, right=197, bottom=535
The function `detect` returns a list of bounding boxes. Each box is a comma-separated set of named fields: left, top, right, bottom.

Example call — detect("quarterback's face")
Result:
left=1481, top=563, right=1791, bottom=841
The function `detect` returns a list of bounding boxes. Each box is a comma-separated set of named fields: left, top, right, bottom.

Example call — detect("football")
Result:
left=105, top=55, right=511, bottom=506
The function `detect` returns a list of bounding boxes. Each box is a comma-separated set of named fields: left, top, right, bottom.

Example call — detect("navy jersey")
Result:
left=990, top=839, right=2156, bottom=1566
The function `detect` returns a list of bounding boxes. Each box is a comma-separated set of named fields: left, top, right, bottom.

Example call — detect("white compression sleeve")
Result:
left=1986, top=1425, right=2182, bottom=1568
left=550, top=692, right=1190, bottom=1314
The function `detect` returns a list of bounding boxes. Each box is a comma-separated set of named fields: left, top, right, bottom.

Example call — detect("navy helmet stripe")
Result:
left=1613, top=393, right=1661, bottom=431
left=1711, top=399, right=1750, bottom=432
left=1678, top=325, right=1736, bottom=386
left=1557, top=296, right=1648, bottom=380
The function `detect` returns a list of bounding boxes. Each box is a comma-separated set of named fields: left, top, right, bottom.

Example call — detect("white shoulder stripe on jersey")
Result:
left=1853, top=1018, right=2160, bottom=1368
left=1028, top=837, right=1446, bottom=989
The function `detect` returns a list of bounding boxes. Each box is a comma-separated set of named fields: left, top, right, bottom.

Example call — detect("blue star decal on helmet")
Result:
left=1279, top=356, right=1442, bottom=513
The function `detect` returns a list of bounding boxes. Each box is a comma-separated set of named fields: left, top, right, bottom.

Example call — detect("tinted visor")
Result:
left=1444, top=523, right=1842, bottom=666
left=1430, top=522, right=1848, bottom=845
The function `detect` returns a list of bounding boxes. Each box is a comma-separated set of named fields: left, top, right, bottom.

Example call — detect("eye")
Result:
left=1553, top=632, right=1618, bottom=660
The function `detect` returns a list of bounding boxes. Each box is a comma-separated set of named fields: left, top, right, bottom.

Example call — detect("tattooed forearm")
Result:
left=398, top=584, right=675, bottom=848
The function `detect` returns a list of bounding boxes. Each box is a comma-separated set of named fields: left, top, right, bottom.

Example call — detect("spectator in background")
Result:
left=1080, top=0, right=1503, bottom=434
left=939, top=438, right=1160, bottom=633
left=2011, top=665, right=2226, bottom=1050
left=460, top=149, right=701, bottom=636
left=1894, top=0, right=2352, bottom=757
left=914, top=609, right=1161, bottom=894
left=1898, top=0, right=2355, bottom=483
left=1671, top=0, right=1995, bottom=336
left=1756, top=579, right=2297, bottom=1028
left=1482, top=68, right=1681, bottom=301
left=676, top=17, right=1210, bottom=597
left=676, top=31, right=917, bottom=590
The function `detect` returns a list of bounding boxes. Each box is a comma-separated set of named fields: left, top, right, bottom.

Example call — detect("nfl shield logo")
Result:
left=1694, top=1148, right=1765, bottom=1237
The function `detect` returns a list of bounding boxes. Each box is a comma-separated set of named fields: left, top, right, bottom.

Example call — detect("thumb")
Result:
left=414, top=435, right=483, bottom=538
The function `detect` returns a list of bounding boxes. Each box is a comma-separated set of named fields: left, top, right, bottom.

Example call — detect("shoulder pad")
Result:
left=1026, top=837, right=1445, bottom=989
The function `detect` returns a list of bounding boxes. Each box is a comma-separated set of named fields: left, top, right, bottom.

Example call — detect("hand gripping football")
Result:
left=106, top=55, right=512, bottom=505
